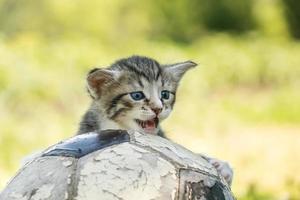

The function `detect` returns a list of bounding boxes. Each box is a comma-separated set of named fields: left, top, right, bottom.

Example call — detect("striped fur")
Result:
left=78, top=55, right=197, bottom=136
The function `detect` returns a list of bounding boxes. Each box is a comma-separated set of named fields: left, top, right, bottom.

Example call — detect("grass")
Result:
left=0, top=34, right=300, bottom=199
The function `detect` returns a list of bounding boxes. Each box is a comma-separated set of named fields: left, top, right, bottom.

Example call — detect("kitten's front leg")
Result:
left=201, top=155, right=234, bottom=186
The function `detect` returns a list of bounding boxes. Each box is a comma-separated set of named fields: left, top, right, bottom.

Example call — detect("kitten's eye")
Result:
left=130, top=91, right=145, bottom=100
left=161, top=90, right=170, bottom=100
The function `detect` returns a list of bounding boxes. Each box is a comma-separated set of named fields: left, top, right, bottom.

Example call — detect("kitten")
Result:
left=78, top=55, right=233, bottom=185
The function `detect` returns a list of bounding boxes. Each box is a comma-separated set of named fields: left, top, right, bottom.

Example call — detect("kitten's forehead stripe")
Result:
left=137, top=78, right=144, bottom=88
left=155, top=66, right=162, bottom=81
left=111, top=56, right=163, bottom=83
left=122, top=62, right=150, bottom=81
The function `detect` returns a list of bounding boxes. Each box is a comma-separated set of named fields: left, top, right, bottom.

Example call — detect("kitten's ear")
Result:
left=86, top=68, right=119, bottom=99
left=165, top=61, right=197, bottom=82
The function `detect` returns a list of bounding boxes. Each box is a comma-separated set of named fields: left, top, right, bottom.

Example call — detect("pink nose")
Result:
left=151, top=108, right=162, bottom=115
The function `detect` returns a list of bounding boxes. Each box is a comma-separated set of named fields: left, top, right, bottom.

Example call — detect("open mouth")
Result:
left=135, top=117, right=159, bottom=132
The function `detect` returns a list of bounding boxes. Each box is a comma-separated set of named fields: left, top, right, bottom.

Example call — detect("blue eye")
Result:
left=130, top=91, right=145, bottom=100
left=161, top=90, right=170, bottom=100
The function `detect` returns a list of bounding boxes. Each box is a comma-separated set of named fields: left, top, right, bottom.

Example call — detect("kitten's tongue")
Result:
left=138, top=118, right=158, bottom=132
left=144, top=120, right=156, bottom=130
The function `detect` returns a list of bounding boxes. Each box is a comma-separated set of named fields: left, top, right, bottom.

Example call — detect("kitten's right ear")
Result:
left=86, top=68, right=119, bottom=99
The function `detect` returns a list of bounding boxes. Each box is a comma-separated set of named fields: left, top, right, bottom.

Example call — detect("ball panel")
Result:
left=178, top=169, right=234, bottom=200
left=74, top=143, right=178, bottom=200
left=133, top=131, right=217, bottom=175
left=42, top=130, right=130, bottom=158
left=0, top=157, right=76, bottom=200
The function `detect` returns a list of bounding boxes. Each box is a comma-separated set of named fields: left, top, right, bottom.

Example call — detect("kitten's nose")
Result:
left=151, top=108, right=162, bottom=116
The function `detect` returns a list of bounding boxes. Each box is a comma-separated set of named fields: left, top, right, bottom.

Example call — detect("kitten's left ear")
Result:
left=165, top=61, right=197, bottom=82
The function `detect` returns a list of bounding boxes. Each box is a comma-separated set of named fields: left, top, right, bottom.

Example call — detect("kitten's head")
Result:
left=87, top=56, right=197, bottom=134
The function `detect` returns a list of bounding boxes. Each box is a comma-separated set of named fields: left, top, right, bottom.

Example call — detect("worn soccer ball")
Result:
left=1, top=130, right=234, bottom=200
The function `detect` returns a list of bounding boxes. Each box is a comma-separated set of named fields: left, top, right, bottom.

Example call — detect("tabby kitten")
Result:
left=78, top=55, right=233, bottom=186
left=78, top=55, right=196, bottom=136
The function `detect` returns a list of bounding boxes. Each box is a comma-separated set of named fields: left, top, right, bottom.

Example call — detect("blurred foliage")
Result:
left=0, top=0, right=300, bottom=199
left=150, top=0, right=255, bottom=42
left=282, top=0, right=300, bottom=38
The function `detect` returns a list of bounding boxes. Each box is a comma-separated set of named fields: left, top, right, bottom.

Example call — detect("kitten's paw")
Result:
left=208, top=158, right=233, bottom=186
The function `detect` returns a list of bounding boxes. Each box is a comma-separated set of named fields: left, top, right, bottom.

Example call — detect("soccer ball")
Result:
left=0, top=130, right=234, bottom=200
